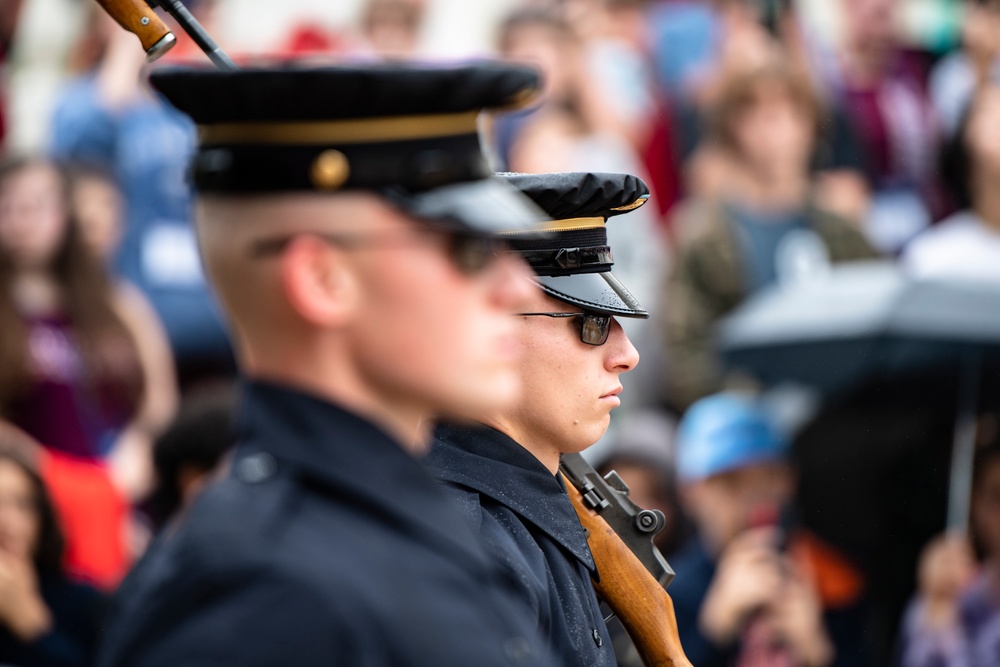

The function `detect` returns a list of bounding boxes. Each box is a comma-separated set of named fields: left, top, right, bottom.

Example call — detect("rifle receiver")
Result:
left=560, top=453, right=675, bottom=589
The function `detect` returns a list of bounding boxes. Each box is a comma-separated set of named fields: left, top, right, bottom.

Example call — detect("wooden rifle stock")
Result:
left=94, top=0, right=176, bottom=61
left=563, top=474, right=694, bottom=667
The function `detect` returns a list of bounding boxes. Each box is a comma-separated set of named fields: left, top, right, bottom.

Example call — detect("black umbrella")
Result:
left=719, top=261, right=1000, bottom=530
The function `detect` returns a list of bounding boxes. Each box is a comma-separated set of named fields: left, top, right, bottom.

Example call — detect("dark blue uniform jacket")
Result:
left=427, top=424, right=618, bottom=667
left=98, top=381, right=559, bottom=667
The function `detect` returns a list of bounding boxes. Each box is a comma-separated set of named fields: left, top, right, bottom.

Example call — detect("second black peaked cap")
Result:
left=148, top=61, right=548, bottom=234
left=500, top=172, right=650, bottom=318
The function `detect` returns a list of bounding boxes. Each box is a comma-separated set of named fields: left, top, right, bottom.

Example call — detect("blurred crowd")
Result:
left=1, top=0, right=999, bottom=665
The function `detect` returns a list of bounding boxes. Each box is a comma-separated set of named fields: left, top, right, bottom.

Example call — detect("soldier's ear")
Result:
left=279, top=235, right=358, bottom=328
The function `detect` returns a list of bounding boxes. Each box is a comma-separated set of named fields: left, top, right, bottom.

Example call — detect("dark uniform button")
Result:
left=503, top=637, right=534, bottom=664
left=592, top=628, right=603, bottom=647
left=238, top=453, right=277, bottom=483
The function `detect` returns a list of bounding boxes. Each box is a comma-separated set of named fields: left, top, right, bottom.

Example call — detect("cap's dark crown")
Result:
left=150, top=61, right=541, bottom=123
left=499, top=172, right=649, bottom=221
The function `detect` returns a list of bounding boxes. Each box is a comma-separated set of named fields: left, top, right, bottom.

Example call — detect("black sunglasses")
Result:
left=249, top=229, right=507, bottom=276
left=517, top=311, right=614, bottom=346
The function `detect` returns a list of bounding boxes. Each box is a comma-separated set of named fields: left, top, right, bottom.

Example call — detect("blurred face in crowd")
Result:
left=972, top=456, right=1000, bottom=559
left=842, top=0, right=899, bottom=49
left=363, top=0, right=424, bottom=59
left=731, top=82, right=814, bottom=178
left=963, top=0, right=1000, bottom=60
left=0, top=163, right=68, bottom=272
left=71, top=174, right=123, bottom=263
left=508, top=108, right=586, bottom=173
left=966, top=85, right=1000, bottom=179
left=683, top=462, right=795, bottom=553
left=498, top=290, right=639, bottom=470
left=500, top=19, right=576, bottom=102
left=0, top=460, right=39, bottom=562
left=198, top=192, right=536, bottom=441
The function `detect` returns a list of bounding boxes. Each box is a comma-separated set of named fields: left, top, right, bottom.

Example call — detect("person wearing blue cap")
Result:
left=670, top=392, right=867, bottom=667
left=96, top=62, right=561, bottom=667
left=426, top=172, right=648, bottom=667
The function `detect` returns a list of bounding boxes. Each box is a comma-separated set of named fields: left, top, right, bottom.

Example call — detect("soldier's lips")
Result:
left=599, top=386, right=623, bottom=406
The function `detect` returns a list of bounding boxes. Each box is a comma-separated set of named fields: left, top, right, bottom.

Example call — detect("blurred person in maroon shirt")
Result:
left=0, top=157, right=176, bottom=500
left=0, top=157, right=177, bottom=586
left=818, top=0, right=944, bottom=254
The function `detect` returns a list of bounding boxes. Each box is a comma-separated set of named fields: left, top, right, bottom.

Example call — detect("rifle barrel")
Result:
left=158, top=0, right=236, bottom=70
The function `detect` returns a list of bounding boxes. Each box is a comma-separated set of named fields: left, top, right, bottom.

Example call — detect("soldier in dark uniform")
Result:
left=425, top=172, right=651, bottom=667
left=97, top=63, right=563, bottom=667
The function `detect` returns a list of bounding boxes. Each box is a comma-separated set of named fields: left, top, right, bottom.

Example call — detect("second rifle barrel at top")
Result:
left=157, top=0, right=237, bottom=70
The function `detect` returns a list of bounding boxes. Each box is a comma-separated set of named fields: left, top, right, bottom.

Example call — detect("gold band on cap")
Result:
left=541, top=216, right=606, bottom=231
left=199, top=111, right=480, bottom=146
left=499, top=217, right=606, bottom=235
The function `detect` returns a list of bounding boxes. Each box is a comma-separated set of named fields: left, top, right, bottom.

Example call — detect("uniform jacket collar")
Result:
left=233, top=380, right=490, bottom=567
left=428, top=423, right=596, bottom=574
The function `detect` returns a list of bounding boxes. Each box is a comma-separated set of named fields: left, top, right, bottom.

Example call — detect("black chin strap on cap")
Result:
left=503, top=226, right=613, bottom=276
left=517, top=245, right=614, bottom=275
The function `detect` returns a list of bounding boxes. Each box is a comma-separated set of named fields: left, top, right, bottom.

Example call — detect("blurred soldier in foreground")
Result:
left=97, top=63, right=561, bottom=667
left=426, top=172, right=648, bottom=666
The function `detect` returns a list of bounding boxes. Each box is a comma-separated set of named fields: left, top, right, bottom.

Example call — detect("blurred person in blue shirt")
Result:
left=49, top=4, right=232, bottom=387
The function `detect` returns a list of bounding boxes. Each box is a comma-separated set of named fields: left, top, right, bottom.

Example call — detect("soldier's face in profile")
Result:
left=507, top=292, right=639, bottom=455
left=347, top=203, right=538, bottom=428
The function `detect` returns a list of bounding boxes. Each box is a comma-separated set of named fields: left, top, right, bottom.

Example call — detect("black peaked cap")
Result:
left=499, top=172, right=650, bottom=319
left=499, top=172, right=649, bottom=220
left=146, top=61, right=550, bottom=235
